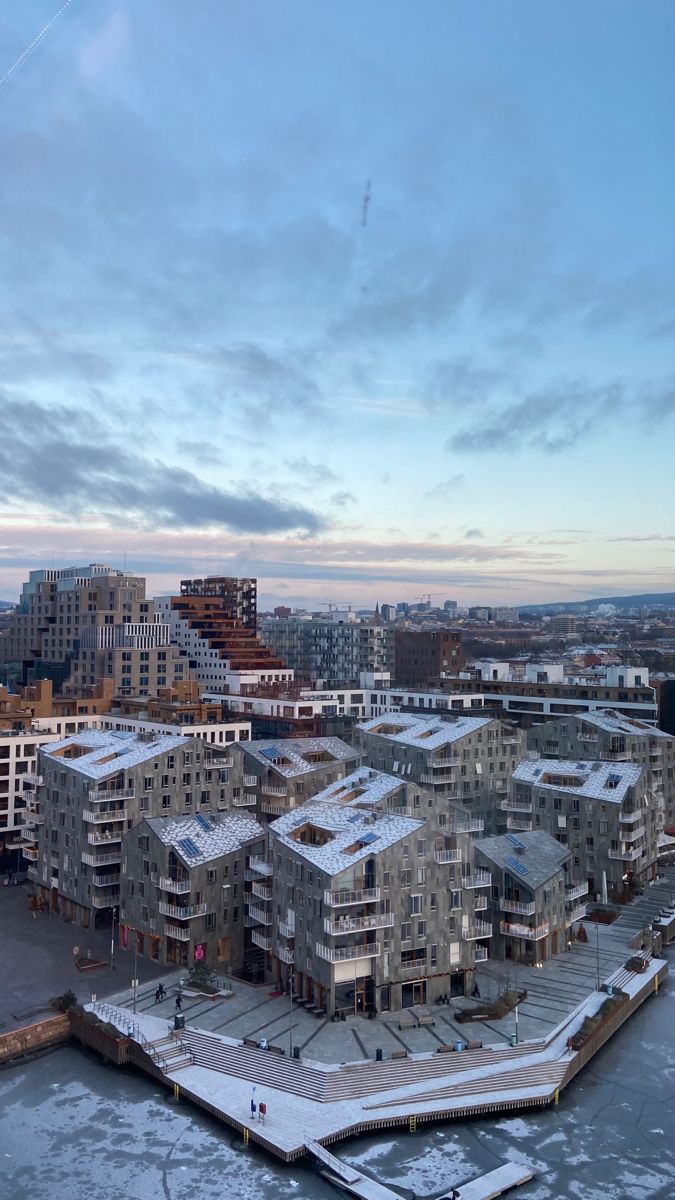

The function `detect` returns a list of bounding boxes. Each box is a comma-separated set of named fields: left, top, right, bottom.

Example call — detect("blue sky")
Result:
left=0, top=1, right=673, bottom=607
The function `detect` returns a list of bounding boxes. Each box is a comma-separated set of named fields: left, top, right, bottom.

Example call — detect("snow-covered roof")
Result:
left=240, top=737, right=359, bottom=778
left=145, top=811, right=264, bottom=866
left=569, top=710, right=672, bottom=739
left=40, top=729, right=191, bottom=780
left=513, top=758, right=644, bottom=804
left=475, top=830, right=570, bottom=887
left=268, top=802, right=424, bottom=875
left=357, top=712, right=492, bottom=750
left=307, top=766, right=411, bottom=809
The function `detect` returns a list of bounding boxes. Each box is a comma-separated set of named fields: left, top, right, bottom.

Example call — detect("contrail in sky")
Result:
left=0, top=0, right=79, bottom=91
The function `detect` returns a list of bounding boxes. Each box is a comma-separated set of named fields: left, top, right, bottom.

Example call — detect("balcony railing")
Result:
left=251, top=880, right=272, bottom=901
left=462, top=921, right=493, bottom=940
left=474, top=895, right=488, bottom=911
left=260, top=801, right=288, bottom=816
left=566, top=903, right=587, bottom=924
left=82, top=808, right=128, bottom=824
left=500, top=898, right=536, bottom=916
left=275, top=944, right=294, bottom=964
left=233, top=794, right=257, bottom=807
left=247, top=904, right=273, bottom=926
left=159, top=876, right=191, bottom=894
left=93, top=873, right=120, bottom=887
left=82, top=850, right=121, bottom=867
left=243, top=775, right=258, bottom=787
left=324, top=886, right=380, bottom=907
left=420, top=771, right=456, bottom=784
left=278, top=920, right=296, bottom=939
left=315, top=940, right=380, bottom=963
left=499, top=799, right=533, bottom=813
left=608, top=846, right=643, bottom=861
left=251, top=929, right=272, bottom=952
left=500, top=920, right=549, bottom=940
left=20, top=827, right=40, bottom=843
left=261, top=784, right=288, bottom=798
left=474, top=945, right=489, bottom=962
left=450, top=818, right=485, bottom=834
left=87, top=830, right=123, bottom=845
left=323, top=912, right=394, bottom=936
left=21, top=846, right=39, bottom=861
left=165, top=923, right=191, bottom=941
left=249, top=857, right=272, bottom=876
left=619, top=809, right=643, bottom=825
left=462, top=871, right=492, bottom=888
left=21, top=773, right=44, bottom=787
left=88, top=787, right=135, bottom=804
left=158, top=901, right=208, bottom=920
left=400, top=960, right=428, bottom=975
left=434, top=848, right=462, bottom=864
left=565, top=882, right=589, bottom=902
left=621, top=826, right=645, bottom=843
left=91, top=892, right=120, bottom=909
left=506, top=818, right=533, bottom=832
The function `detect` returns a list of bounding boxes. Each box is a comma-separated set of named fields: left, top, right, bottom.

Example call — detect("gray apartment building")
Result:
left=233, top=736, right=362, bottom=822
left=356, top=712, right=525, bottom=833
left=259, top=616, right=393, bottom=687
left=528, top=709, right=675, bottom=830
left=475, top=830, right=587, bottom=964
left=262, top=768, right=491, bottom=1014
left=120, top=810, right=265, bottom=971
left=31, top=729, right=239, bottom=926
left=510, top=759, right=659, bottom=902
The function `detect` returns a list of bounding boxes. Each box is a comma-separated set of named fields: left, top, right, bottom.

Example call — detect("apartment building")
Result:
left=528, top=709, right=675, bottom=829
left=233, top=737, right=361, bottom=822
left=28, top=730, right=238, bottom=925
left=263, top=769, right=490, bottom=1013
left=356, top=712, right=526, bottom=833
left=259, top=615, right=393, bottom=687
left=393, top=630, right=463, bottom=688
left=1, top=562, right=189, bottom=696
left=510, top=759, right=659, bottom=901
left=475, top=830, right=586, bottom=963
left=156, top=576, right=293, bottom=693
left=120, top=810, right=264, bottom=970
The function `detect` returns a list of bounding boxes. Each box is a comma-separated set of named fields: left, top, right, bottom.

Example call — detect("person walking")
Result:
left=158, top=983, right=166, bottom=1001
left=154, top=987, right=161, bottom=1004
left=175, top=993, right=182, bottom=1011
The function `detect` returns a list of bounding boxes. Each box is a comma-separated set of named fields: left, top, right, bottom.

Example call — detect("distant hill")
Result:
left=519, top=592, right=675, bottom=615
left=0, top=601, right=15, bottom=610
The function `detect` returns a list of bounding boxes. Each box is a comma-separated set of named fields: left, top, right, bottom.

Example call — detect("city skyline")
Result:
left=1, top=2, right=673, bottom=607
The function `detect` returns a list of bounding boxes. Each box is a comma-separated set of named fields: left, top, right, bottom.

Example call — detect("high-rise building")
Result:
left=393, top=629, right=463, bottom=688
left=259, top=615, right=393, bottom=687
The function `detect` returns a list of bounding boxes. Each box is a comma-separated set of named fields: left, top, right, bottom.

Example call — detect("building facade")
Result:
left=233, top=737, right=361, bottom=822
left=394, top=630, right=463, bottom=687
left=259, top=615, right=393, bottom=687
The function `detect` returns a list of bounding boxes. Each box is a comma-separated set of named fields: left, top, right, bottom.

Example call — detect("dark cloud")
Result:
left=0, top=397, right=323, bottom=535
left=464, top=528, right=484, bottom=540
left=329, top=491, right=356, bottom=507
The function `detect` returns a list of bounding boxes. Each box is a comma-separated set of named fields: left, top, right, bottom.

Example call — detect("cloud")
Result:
left=284, top=457, right=339, bottom=486
left=424, top=356, right=514, bottom=412
left=329, top=491, right=356, bottom=508
left=464, top=528, right=484, bottom=540
left=0, top=396, right=323, bottom=535
left=425, top=474, right=465, bottom=499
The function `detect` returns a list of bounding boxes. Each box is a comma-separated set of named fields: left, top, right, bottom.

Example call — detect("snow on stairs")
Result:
left=363, top=1059, right=567, bottom=1111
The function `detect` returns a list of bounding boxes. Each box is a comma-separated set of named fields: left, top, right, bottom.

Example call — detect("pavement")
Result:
left=0, top=884, right=168, bottom=1032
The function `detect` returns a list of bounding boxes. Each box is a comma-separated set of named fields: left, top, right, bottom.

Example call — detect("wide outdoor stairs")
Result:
left=180, top=1026, right=551, bottom=1103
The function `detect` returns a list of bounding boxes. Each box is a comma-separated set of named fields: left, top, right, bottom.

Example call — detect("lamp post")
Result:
left=110, top=906, right=117, bottom=970
left=132, top=930, right=139, bottom=1013
left=595, top=913, right=601, bottom=992
left=289, top=969, right=295, bottom=1057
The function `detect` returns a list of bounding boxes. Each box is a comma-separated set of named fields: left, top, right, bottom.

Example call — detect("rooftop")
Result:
left=145, top=811, right=264, bottom=866
left=240, top=737, right=359, bottom=777
left=40, top=729, right=192, bottom=780
left=357, top=712, right=492, bottom=749
left=475, top=829, right=571, bottom=888
left=268, top=802, right=424, bottom=875
left=569, top=709, right=672, bottom=739
left=513, top=758, right=644, bottom=804
left=307, top=766, right=412, bottom=810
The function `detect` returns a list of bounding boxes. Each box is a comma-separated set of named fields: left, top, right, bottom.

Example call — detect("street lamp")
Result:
left=595, top=912, right=601, bottom=992
left=110, top=907, right=117, bottom=970
left=289, top=969, right=295, bottom=1057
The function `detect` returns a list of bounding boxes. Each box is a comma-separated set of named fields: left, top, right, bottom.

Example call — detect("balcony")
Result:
left=462, top=921, right=493, bottom=940
left=243, top=775, right=258, bottom=787
left=565, top=882, right=589, bottom=902
left=499, top=799, right=533, bottom=813
left=434, top=848, right=462, bottom=864
left=159, top=876, right=191, bottom=894
left=21, top=773, right=44, bottom=787
left=93, top=873, right=120, bottom=887
left=450, top=818, right=485, bottom=835
left=251, top=880, right=272, bottom=901
left=88, top=787, right=135, bottom=804
left=462, top=871, right=492, bottom=888
left=621, top=825, right=645, bottom=843
left=91, top=891, right=120, bottom=909
left=261, top=784, right=288, bottom=798
left=165, top=924, right=191, bottom=941
left=501, top=736, right=521, bottom=746
left=500, top=920, right=549, bottom=940
left=20, top=827, right=40, bottom=844
left=278, top=920, right=296, bottom=939
left=233, top=794, right=257, bottom=807
left=22, top=845, right=39, bottom=861
left=158, top=901, right=208, bottom=920
left=247, top=904, right=273, bottom=926
left=474, top=945, right=489, bottom=962
left=251, top=929, right=272, bottom=952
left=315, top=940, right=380, bottom=963
left=324, top=886, right=380, bottom=907
left=261, top=801, right=289, bottom=816
left=87, top=830, right=123, bottom=845
left=275, top=944, right=294, bottom=964
left=249, top=857, right=272, bottom=876
left=474, top=895, right=488, bottom=911
left=500, top=898, right=536, bottom=916
left=82, top=808, right=128, bottom=824
left=323, top=912, right=394, bottom=936
left=420, top=771, right=456, bottom=784
left=82, top=850, right=121, bottom=867
left=506, top=818, right=533, bottom=832
left=567, top=903, right=587, bottom=924
left=400, top=960, right=428, bottom=975
left=608, top=846, right=643, bottom=862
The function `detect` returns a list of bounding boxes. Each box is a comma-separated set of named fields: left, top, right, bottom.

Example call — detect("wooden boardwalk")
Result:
left=305, top=1143, right=533, bottom=1200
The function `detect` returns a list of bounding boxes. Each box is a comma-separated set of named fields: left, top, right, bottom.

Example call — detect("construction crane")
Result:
left=318, top=602, right=353, bottom=613
left=415, top=593, right=446, bottom=606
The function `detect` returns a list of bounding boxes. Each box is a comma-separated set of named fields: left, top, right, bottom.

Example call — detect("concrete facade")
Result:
left=233, top=736, right=362, bottom=822
left=259, top=616, right=393, bottom=687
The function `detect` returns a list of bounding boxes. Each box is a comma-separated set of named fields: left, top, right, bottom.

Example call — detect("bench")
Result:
left=467, top=1040, right=483, bottom=1050
left=243, top=1038, right=258, bottom=1049
left=436, top=1044, right=455, bottom=1053
left=268, top=1044, right=285, bottom=1056
left=418, top=1015, right=435, bottom=1027
left=391, top=1050, right=408, bottom=1059
left=398, top=1015, right=417, bottom=1030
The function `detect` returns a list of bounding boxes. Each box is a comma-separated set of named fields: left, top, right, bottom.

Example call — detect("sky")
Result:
left=0, top=0, right=673, bottom=609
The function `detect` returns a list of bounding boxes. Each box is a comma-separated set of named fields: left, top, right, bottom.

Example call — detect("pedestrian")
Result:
left=158, top=983, right=166, bottom=1000
left=175, top=993, right=182, bottom=1011
left=154, top=987, right=161, bottom=1004
left=258, top=1100, right=267, bottom=1124
left=250, top=1097, right=257, bottom=1119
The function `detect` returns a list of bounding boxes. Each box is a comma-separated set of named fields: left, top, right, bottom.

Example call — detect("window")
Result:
left=206, top=913, right=216, bottom=930
left=450, top=889, right=462, bottom=909
left=417, top=919, right=427, bottom=938
left=382, top=871, right=390, bottom=888
left=410, top=894, right=423, bottom=915
left=400, top=921, right=412, bottom=941
left=430, top=891, right=437, bottom=911
left=400, top=869, right=412, bottom=888
left=430, top=944, right=437, bottom=967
